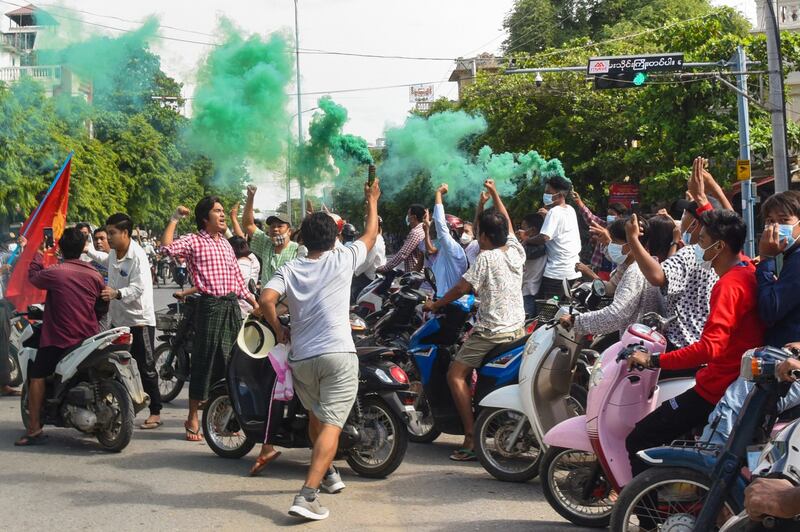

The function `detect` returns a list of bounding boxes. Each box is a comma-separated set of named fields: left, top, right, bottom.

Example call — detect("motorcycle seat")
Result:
left=356, top=346, right=390, bottom=360
left=480, top=333, right=531, bottom=365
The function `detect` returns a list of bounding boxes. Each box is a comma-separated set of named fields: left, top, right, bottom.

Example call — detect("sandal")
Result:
left=140, top=420, right=163, bottom=430
left=184, top=421, right=203, bottom=441
left=249, top=450, right=282, bottom=476
left=449, top=448, right=476, bottom=461
left=14, top=430, right=47, bottom=446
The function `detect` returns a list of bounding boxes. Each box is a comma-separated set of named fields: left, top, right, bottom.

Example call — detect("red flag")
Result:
left=6, top=153, right=73, bottom=311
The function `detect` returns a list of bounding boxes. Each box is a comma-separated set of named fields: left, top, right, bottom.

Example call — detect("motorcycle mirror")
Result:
left=591, top=279, right=606, bottom=297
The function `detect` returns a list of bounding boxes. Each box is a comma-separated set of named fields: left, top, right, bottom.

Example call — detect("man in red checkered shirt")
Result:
left=377, top=204, right=425, bottom=273
left=160, top=196, right=258, bottom=441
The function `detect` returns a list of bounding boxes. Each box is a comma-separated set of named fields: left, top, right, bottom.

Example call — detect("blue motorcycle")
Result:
left=400, top=269, right=528, bottom=444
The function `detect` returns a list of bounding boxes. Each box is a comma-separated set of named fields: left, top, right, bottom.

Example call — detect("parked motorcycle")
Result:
left=353, top=270, right=425, bottom=325
left=610, top=346, right=800, bottom=531
left=202, top=316, right=419, bottom=478
left=154, top=294, right=198, bottom=402
left=171, top=258, right=189, bottom=289
left=473, top=280, right=608, bottom=484
left=17, top=305, right=149, bottom=452
left=720, top=418, right=800, bottom=532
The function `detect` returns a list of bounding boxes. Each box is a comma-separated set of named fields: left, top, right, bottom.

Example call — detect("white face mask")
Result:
left=7, top=243, right=17, bottom=252
left=460, top=233, right=473, bottom=245
left=606, top=242, right=628, bottom=265
left=693, top=241, right=721, bottom=271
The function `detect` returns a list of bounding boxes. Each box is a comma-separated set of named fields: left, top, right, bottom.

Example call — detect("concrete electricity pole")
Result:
left=765, top=0, right=790, bottom=192
left=294, top=0, right=305, bottom=212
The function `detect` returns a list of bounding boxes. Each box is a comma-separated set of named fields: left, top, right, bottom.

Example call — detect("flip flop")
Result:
left=249, top=450, right=282, bottom=476
left=449, top=448, right=476, bottom=462
left=140, top=420, right=163, bottom=430
left=184, top=422, right=203, bottom=441
left=14, top=431, right=48, bottom=446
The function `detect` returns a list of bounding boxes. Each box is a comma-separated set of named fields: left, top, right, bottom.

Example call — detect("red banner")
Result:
left=6, top=154, right=72, bottom=311
left=609, top=182, right=639, bottom=208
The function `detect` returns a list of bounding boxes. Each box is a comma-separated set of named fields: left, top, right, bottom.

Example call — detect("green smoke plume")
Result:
left=188, top=22, right=293, bottom=175
left=379, top=110, right=566, bottom=208
left=296, top=96, right=373, bottom=188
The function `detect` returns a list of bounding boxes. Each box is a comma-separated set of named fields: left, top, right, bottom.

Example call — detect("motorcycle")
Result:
left=473, top=280, right=609, bottom=484
left=154, top=294, right=198, bottom=403
left=6, top=308, right=32, bottom=388
left=171, top=258, right=189, bottom=289
left=539, top=313, right=696, bottom=527
left=202, top=316, right=420, bottom=478
left=355, top=279, right=430, bottom=350
left=720, top=418, right=800, bottom=532
left=17, top=305, right=149, bottom=452
left=610, top=346, right=800, bottom=531
left=352, top=270, right=425, bottom=324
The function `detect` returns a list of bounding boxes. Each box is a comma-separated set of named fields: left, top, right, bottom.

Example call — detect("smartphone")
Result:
left=630, top=201, right=642, bottom=217
left=43, top=227, right=54, bottom=248
left=367, top=164, right=376, bottom=186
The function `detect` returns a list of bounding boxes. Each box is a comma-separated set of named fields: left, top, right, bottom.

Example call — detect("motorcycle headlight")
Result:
left=589, top=363, right=604, bottom=388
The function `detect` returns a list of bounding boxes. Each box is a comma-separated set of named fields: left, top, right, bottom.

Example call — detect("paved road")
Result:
left=0, top=285, right=588, bottom=531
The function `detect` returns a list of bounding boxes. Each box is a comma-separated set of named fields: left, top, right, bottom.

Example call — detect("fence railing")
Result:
left=0, top=65, right=61, bottom=83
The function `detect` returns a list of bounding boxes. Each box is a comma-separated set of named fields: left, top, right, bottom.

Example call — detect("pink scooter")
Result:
left=539, top=315, right=696, bottom=528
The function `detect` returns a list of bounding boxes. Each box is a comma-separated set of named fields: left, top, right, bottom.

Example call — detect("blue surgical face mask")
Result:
left=7, top=243, right=17, bottom=252
left=405, top=214, right=411, bottom=227
left=543, top=193, right=554, bottom=205
left=693, top=241, right=720, bottom=271
left=606, top=215, right=617, bottom=224
left=681, top=231, right=692, bottom=246
left=778, top=221, right=800, bottom=249
left=606, top=242, right=628, bottom=265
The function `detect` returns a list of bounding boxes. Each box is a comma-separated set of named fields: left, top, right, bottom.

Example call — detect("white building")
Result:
left=755, top=0, right=800, bottom=121
left=0, top=3, right=89, bottom=99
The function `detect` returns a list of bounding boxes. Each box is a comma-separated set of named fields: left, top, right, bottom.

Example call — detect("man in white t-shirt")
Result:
left=528, top=176, right=582, bottom=299
left=260, top=179, right=381, bottom=521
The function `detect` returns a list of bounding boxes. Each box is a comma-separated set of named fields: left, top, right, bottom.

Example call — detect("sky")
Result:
left=0, top=0, right=757, bottom=210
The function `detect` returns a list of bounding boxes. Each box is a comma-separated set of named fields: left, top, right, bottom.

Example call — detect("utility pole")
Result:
left=294, top=0, right=305, bottom=212
left=765, top=0, right=790, bottom=192
left=734, top=45, right=756, bottom=258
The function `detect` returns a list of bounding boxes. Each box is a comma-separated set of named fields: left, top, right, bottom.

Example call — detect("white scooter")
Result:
left=17, top=305, right=149, bottom=452
left=474, top=280, right=608, bottom=482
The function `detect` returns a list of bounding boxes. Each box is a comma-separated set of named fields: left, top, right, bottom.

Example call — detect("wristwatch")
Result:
left=669, top=241, right=680, bottom=248
left=115, top=290, right=122, bottom=300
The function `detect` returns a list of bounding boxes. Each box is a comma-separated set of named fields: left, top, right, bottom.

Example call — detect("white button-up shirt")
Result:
left=88, top=239, right=156, bottom=327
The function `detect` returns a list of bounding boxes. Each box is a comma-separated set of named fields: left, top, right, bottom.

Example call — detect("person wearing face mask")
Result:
left=757, top=190, right=800, bottom=348
left=460, top=222, right=480, bottom=266
left=242, top=185, right=299, bottom=285
left=623, top=209, right=765, bottom=480
left=627, top=160, right=721, bottom=349
left=527, top=175, right=582, bottom=300
left=419, top=184, right=468, bottom=298
left=560, top=216, right=670, bottom=338
left=573, top=190, right=627, bottom=280
left=377, top=204, right=425, bottom=274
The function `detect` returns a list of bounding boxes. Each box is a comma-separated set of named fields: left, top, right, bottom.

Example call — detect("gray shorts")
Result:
left=455, top=327, right=525, bottom=368
left=289, top=352, right=359, bottom=428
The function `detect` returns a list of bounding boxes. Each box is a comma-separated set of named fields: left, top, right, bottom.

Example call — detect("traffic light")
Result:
left=594, top=71, right=649, bottom=89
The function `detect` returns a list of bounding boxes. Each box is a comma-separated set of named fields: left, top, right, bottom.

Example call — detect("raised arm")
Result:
left=161, top=206, right=189, bottom=247
left=625, top=214, right=667, bottom=287
left=483, top=179, right=514, bottom=235
left=229, top=202, right=245, bottom=238
left=701, top=159, right=733, bottom=211
left=358, top=178, right=381, bottom=251
left=422, top=209, right=438, bottom=255
left=242, top=185, right=258, bottom=237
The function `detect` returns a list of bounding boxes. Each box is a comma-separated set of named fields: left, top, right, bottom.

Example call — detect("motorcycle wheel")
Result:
left=407, top=392, right=440, bottom=443
left=346, top=396, right=408, bottom=478
left=568, top=384, right=588, bottom=414
left=156, top=343, right=186, bottom=403
left=540, top=446, right=613, bottom=528
left=202, top=388, right=255, bottom=459
left=475, top=408, right=541, bottom=482
left=7, top=346, right=22, bottom=387
left=610, top=467, right=739, bottom=531
left=96, top=380, right=135, bottom=453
